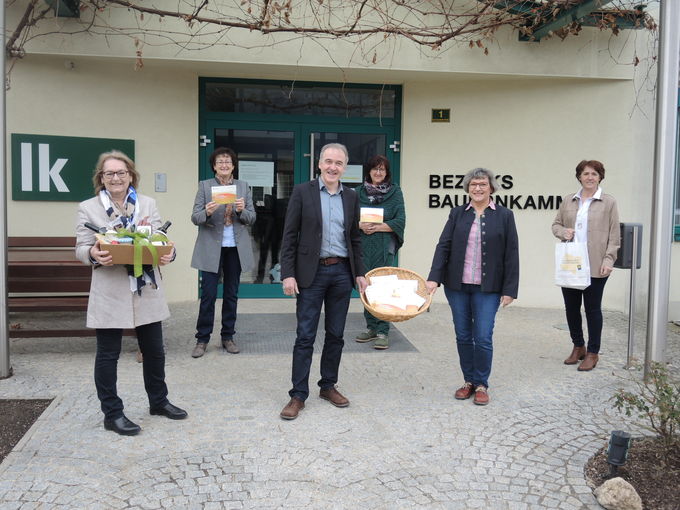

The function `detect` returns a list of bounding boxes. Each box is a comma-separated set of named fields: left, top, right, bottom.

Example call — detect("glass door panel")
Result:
left=302, top=129, right=390, bottom=188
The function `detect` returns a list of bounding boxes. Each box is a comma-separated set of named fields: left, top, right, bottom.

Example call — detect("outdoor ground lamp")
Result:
left=606, top=430, right=631, bottom=475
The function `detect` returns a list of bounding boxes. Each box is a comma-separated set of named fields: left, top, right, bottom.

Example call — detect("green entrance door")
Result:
left=200, top=80, right=401, bottom=297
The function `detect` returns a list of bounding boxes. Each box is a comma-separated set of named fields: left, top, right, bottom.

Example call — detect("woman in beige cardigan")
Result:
left=552, top=160, right=620, bottom=371
left=76, top=151, right=187, bottom=436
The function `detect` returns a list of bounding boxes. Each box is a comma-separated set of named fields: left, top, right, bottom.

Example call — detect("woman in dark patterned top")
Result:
left=355, top=155, right=406, bottom=350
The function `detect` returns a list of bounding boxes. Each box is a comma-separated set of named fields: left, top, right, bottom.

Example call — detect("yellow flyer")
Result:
left=212, top=185, right=236, bottom=204
left=360, top=207, right=384, bottom=223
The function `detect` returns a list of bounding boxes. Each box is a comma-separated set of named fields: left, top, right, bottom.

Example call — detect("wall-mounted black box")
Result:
left=614, top=223, right=643, bottom=269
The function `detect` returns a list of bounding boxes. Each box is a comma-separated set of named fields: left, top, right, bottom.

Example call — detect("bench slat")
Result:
left=8, top=237, right=76, bottom=248
left=8, top=297, right=90, bottom=312
left=9, top=265, right=91, bottom=278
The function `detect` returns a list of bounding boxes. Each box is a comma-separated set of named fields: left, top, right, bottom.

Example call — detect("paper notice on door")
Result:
left=212, top=185, right=236, bottom=204
left=360, top=207, right=384, bottom=223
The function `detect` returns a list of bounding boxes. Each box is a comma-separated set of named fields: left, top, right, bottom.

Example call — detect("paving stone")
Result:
left=1, top=303, right=677, bottom=509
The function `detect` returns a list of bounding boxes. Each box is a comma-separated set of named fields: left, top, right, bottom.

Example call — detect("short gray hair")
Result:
left=462, top=167, right=499, bottom=193
left=319, top=143, right=349, bottom=164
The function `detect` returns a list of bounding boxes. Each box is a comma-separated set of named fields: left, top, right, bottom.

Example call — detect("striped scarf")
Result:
left=99, top=186, right=138, bottom=229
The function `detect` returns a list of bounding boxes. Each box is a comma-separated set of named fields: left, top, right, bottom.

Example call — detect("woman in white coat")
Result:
left=190, top=147, right=256, bottom=358
left=76, top=151, right=187, bottom=436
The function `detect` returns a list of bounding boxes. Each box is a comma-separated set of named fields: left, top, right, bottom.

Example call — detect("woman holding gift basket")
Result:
left=75, top=150, right=187, bottom=436
left=355, top=155, right=406, bottom=350
left=552, top=160, right=620, bottom=372
left=190, top=147, right=256, bottom=358
left=426, top=168, right=519, bottom=406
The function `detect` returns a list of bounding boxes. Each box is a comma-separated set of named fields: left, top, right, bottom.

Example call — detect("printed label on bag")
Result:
left=561, top=254, right=583, bottom=273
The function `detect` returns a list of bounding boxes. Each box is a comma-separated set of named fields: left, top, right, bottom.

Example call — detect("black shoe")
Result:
left=150, top=402, right=188, bottom=420
left=104, top=415, right=141, bottom=436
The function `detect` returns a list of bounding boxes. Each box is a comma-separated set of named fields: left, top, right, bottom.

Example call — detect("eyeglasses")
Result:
left=102, top=171, right=128, bottom=180
left=469, top=183, right=489, bottom=189
left=215, top=160, right=233, bottom=166
left=371, top=167, right=387, bottom=173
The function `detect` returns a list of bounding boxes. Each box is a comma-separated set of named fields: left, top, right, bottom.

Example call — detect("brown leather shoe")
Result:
left=319, top=387, right=350, bottom=407
left=191, top=342, right=207, bottom=358
left=564, top=345, right=586, bottom=365
left=455, top=382, right=475, bottom=400
left=473, top=385, right=489, bottom=406
left=280, top=397, right=305, bottom=420
left=578, top=353, right=599, bottom=371
left=222, top=339, right=240, bottom=354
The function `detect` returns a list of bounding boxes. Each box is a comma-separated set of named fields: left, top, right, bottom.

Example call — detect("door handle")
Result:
left=309, top=133, right=315, bottom=181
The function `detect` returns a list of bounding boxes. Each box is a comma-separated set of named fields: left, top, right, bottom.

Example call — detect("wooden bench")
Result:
left=7, top=236, right=132, bottom=339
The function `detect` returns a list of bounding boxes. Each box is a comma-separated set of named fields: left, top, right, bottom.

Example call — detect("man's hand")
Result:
left=282, top=277, right=299, bottom=296
left=426, top=280, right=439, bottom=295
left=501, top=296, right=514, bottom=307
left=356, top=276, right=367, bottom=293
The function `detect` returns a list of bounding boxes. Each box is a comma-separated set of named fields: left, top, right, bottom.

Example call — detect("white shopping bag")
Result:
left=555, top=242, right=591, bottom=290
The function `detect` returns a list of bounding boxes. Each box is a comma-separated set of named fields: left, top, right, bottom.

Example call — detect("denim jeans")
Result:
left=561, top=276, right=608, bottom=354
left=195, top=247, right=241, bottom=343
left=444, top=284, right=501, bottom=389
left=94, top=322, right=168, bottom=420
left=289, top=260, right=353, bottom=401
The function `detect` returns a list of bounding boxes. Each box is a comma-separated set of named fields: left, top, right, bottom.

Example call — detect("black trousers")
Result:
left=94, top=321, right=168, bottom=420
left=561, top=276, right=609, bottom=354
left=195, top=247, right=241, bottom=343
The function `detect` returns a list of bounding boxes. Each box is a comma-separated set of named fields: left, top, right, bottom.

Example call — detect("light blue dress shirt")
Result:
left=318, top=178, right=348, bottom=258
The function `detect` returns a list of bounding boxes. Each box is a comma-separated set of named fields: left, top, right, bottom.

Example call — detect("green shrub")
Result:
left=612, top=362, right=680, bottom=465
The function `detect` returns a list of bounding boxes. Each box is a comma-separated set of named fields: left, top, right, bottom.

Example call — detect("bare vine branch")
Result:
left=4, top=0, right=657, bottom=73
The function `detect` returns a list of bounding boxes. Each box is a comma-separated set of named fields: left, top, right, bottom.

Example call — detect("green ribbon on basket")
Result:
left=114, top=228, right=167, bottom=277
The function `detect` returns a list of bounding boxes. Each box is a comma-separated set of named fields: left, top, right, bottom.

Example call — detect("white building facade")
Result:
left=5, top=1, right=677, bottom=317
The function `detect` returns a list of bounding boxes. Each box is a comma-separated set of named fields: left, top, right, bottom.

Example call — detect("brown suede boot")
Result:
left=578, top=353, right=599, bottom=371
left=564, top=345, right=586, bottom=365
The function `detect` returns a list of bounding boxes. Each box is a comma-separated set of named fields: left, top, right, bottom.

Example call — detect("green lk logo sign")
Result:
left=12, top=134, right=135, bottom=202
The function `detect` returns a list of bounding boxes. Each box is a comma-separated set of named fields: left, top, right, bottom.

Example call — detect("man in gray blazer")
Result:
left=279, top=143, right=367, bottom=420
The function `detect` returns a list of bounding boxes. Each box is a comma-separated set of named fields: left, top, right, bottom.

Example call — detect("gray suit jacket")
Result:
left=190, top=178, right=256, bottom=273
left=75, top=194, right=171, bottom=329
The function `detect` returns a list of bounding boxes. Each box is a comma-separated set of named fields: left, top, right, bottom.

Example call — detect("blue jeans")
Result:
left=195, top=247, right=241, bottom=343
left=289, top=260, right=353, bottom=401
left=444, top=284, right=501, bottom=389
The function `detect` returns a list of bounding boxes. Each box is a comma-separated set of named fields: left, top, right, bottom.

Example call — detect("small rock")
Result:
left=594, top=477, right=642, bottom=510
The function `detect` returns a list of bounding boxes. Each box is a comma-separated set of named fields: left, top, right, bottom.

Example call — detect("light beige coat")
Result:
left=75, top=194, right=170, bottom=329
left=552, top=192, right=621, bottom=277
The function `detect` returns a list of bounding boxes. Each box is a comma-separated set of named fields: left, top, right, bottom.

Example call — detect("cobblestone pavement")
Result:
left=1, top=300, right=678, bottom=509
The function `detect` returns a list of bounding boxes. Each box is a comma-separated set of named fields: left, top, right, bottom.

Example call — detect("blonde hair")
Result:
left=92, top=150, right=139, bottom=194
